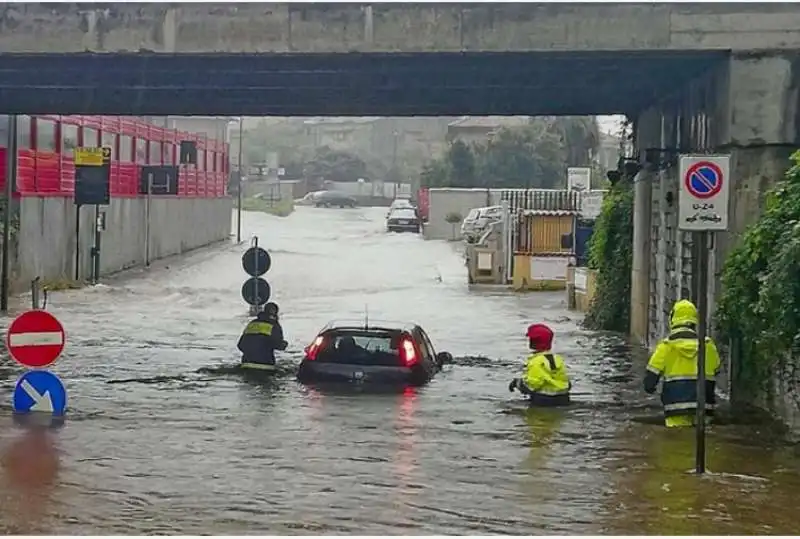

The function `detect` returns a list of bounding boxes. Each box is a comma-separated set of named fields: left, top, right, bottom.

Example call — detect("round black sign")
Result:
left=241, top=277, right=271, bottom=306
left=242, top=247, right=271, bottom=277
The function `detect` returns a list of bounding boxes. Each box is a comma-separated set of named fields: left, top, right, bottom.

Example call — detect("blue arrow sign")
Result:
left=13, top=370, right=67, bottom=416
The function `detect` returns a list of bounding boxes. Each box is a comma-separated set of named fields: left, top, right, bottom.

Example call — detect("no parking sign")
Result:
left=678, top=155, right=730, bottom=232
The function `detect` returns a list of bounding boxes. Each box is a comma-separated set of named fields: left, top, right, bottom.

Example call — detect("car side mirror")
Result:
left=436, top=351, right=453, bottom=366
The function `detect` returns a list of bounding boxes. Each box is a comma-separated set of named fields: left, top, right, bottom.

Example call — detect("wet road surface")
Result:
left=1, top=206, right=800, bottom=534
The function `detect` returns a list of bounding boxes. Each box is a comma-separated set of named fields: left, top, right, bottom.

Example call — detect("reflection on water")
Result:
left=0, top=426, right=61, bottom=534
left=0, top=206, right=798, bottom=533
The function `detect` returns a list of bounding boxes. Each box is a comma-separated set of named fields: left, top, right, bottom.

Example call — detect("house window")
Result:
left=119, top=135, right=133, bottom=162
left=36, top=118, right=57, bottom=152
left=102, top=132, right=117, bottom=160
left=62, top=124, right=79, bottom=153
left=83, top=127, right=99, bottom=147
left=136, top=138, right=147, bottom=164
left=149, top=141, right=162, bottom=165
left=163, top=143, right=173, bottom=165
left=17, top=115, right=31, bottom=149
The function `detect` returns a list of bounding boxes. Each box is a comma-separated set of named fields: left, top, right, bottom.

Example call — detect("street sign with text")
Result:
left=678, top=155, right=730, bottom=231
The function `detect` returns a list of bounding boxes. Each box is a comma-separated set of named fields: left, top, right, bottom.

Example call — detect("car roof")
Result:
left=319, top=319, right=419, bottom=334
left=390, top=207, right=416, bottom=216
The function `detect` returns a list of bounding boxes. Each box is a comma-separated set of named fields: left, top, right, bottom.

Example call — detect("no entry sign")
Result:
left=5, top=310, right=66, bottom=368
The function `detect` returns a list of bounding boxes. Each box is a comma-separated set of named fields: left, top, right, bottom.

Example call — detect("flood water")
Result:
left=0, top=206, right=799, bottom=534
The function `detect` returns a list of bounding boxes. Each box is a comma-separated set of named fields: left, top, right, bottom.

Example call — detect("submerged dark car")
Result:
left=297, top=320, right=453, bottom=386
left=386, top=207, right=421, bottom=233
left=314, top=190, right=357, bottom=208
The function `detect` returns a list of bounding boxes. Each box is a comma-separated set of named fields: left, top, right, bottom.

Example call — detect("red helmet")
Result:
left=526, top=323, right=554, bottom=350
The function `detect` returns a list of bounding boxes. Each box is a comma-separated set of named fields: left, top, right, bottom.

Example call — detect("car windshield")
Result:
left=315, top=329, right=404, bottom=366
left=390, top=208, right=416, bottom=219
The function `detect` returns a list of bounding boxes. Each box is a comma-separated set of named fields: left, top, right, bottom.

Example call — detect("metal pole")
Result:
left=1, top=114, right=17, bottom=312
left=92, top=204, right=101, bottom=284
left=236, top=116, right=244, bottom=243
left=392, top=130, right=398, bottom=198
left=75, top=205, right=81, bottom=281
left=248, top=234, right=259, bottom=316
left=144, top=173, right=152, bottom=267
left=31, top=277, right=39, bottom=310
left=695, top=230, right=709, bottom=474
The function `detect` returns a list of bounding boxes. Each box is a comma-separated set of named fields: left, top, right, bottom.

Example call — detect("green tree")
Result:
left=420, top=158, right=449, bottom=188
left=716, top=150, right=800, bottom=400
left=583, top=173, right=634, bottom=331
left=447, top=140, right=477, bottom=187
left=302, top=146, right=369, bottom=183
left=417, top=116, right=599, bottom=190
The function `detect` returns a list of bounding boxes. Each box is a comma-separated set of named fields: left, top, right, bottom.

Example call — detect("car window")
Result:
left=414, top=328, right=434, bottom=362
left=421, top=329, right=437, bottom=360
left=390, top=208, right=416, bottom=219
left=316, top=330, right=403, bottom=367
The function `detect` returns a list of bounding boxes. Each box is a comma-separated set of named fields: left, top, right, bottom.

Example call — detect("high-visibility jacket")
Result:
left=645, top=301, right=720, bottom=418
left=519, top=350, right=571, bottom=406
left=237, top=317, right=286, bottom=367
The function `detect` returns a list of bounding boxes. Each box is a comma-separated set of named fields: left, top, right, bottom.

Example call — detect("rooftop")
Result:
left=447, top=116, right=532, bottom=130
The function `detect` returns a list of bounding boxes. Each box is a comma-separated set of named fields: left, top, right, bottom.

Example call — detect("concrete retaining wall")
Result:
left=425, top=188, right=498, bottom=241
left=12, top=196, right=232, bottom=288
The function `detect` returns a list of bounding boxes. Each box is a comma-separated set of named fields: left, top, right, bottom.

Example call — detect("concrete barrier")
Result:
left=12, top=196, right=232, bottom=289
left=572, top=267, right=597, bottom=312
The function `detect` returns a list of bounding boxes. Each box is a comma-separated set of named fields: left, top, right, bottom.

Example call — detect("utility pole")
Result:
left=236, top=116, right=244, bottom=243
left=391, top=130, right=399, bottom=198
left=1, top=115, right=18, bottom=312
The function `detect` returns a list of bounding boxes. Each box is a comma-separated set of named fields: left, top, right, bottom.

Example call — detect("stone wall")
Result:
left=12, top=196, right=232, bottom=289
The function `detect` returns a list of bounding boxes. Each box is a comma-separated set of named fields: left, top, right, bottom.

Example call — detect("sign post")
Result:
left=678, top=154, right=730, bottom=475
left=5, top=309, right=68, bottom=425
left=241, top=236, right=272, bottom=315
left=74, top=146, right=111, bottom=282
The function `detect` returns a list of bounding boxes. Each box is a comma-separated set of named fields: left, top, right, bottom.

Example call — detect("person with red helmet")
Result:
left=508, top=323, right=572, bottom=406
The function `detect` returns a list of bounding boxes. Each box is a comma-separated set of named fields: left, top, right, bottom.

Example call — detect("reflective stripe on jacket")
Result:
left=645, top=326, right=721, bottom=418
left=237, top=319, right=283, bottom=365
left=520, top=351, right=571, bottom=399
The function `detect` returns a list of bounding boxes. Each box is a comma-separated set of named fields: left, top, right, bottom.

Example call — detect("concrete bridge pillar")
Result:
left=630, top=108, right=660, bottom=346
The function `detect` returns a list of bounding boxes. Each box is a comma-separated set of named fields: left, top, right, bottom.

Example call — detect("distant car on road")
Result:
left=386, top=207, right=421, bottom=233
left=295, top=190, right=327, bottom=206
left=297, top=320, right=453, bottom=386
left=313, top=190, right=357, bottom=208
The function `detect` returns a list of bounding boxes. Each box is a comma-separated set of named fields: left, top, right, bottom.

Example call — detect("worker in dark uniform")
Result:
left=508, top=323, right=572, bottom=406
left=237, top=302, right=288, bottom=371
left=645, top=299, right=721, bottom=427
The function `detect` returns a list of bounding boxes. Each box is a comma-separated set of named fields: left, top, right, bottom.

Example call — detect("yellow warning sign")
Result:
left=74, top=147, right=105, bottom=166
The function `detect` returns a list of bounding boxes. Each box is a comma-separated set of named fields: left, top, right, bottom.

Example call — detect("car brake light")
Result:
left=400, top=338, right=418, bottom=367
left=306, top=336, right=324, bottom=361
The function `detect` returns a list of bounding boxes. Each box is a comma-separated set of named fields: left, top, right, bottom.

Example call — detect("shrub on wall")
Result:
left=716, top=151, right=800, bottom=399
left=584, top=176, right=634, bottom=332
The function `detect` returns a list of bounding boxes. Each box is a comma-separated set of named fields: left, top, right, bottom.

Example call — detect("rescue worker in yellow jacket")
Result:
left=237, top=302, right=288, bottom=371
left=644, top=299, right=721, bottom=428
left=508, top=323, right=571, bottom=406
